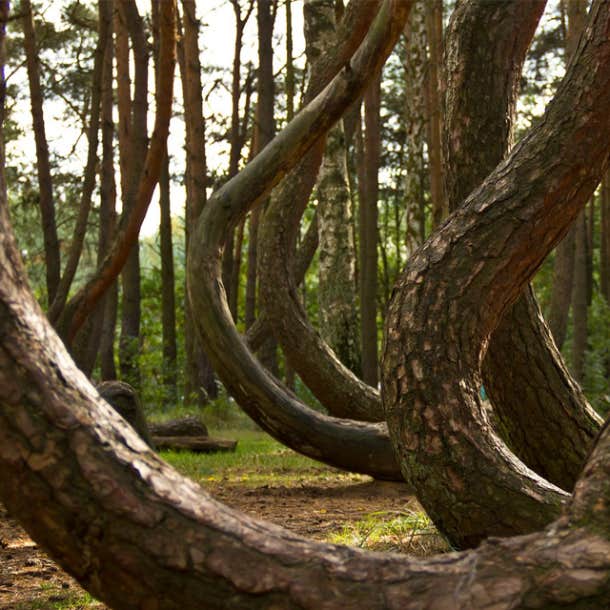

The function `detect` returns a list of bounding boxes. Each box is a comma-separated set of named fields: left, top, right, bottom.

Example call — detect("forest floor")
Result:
left=0, top=429, right=449, bottom=609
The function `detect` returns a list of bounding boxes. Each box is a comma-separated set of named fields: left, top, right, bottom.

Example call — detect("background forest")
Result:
left=3, top=0, right=609, bottom=422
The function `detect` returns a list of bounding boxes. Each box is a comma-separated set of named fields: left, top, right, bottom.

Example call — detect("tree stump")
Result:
left=97, top=380, right=155, bottom=448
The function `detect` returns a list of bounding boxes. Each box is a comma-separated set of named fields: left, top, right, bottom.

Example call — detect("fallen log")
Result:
left=148, top=416, right=209, bottom=438
left=153, top=436, right=237, bottom=453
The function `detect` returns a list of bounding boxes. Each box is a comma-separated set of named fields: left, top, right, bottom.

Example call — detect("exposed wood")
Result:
left=152, top=437, right=237, bottom=453
left=149, top=417, right=209, bottom=438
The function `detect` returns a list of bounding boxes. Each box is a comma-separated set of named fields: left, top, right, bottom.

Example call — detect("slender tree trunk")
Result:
left=313, top=1, right=360, bottom=376
left=153, top=0, right=178, bottom=404
left=548, top=0, right=587, bottom=350
left=117, top=0, right=148, bottom=389
left=403, top=3, right=427, bottom=256
left=21, top=0, right=60, bottom=307
left=99, top=0, right=118, bottom=380
left=257, top=1, right=387, bottom=422
left=572, top=209, right=589, bottom=382
left=179, top=0, right=217, bottom=404
left=359, top=76, right=381, bottom=387
left=425, top=0, right=445, bottom=227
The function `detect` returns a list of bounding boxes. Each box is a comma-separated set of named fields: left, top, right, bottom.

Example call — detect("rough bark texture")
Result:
left=188, top=0, right=413, bottom=477
left=257, top=0, right=386, bottom=422
left=179, top=0, right=217, bottom=405
left=443, top=0, right=600, bottom=493
left=21, top=0, right=60, bottom=307
left=2, top=3, right=610, bottom=607
left=383, top=0, right=610, bottom=548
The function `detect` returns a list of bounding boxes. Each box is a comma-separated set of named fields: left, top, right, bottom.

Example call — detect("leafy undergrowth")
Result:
left=1, top=428, right=448, bottom=609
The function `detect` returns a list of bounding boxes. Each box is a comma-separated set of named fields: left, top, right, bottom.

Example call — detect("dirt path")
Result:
left=1, top=476, right=445, bottom=609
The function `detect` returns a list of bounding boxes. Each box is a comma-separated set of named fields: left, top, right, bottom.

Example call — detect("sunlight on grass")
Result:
left=328, top=510, right=451, bottom=556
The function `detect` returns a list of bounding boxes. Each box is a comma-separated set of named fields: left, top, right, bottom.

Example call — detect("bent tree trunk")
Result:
left=443, top=0, right=601, bottom=492
left=258, top=0, right=384, bottom=422
left=383, top=0, right=610, bottom=549
left=1, top=1, right=610, bottom=607
left=187, top=0, right=413, bottom=478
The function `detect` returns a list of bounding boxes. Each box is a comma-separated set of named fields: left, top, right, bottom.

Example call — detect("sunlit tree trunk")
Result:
left=314, top=0, right=361, bottom=375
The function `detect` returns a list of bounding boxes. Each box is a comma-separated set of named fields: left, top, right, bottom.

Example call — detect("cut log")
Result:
left=153, top=436, right=237, bottom=453
left=148, top=416, right=209, bottom=438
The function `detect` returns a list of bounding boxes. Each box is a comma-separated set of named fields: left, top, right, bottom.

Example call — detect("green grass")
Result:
left=161, top=428, right=350, bottom=486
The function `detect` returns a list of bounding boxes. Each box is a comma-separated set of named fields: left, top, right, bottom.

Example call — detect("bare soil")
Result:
left=0, top=475, right=442, bottom=609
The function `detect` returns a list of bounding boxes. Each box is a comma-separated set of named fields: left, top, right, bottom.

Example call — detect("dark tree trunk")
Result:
left=98, top=0, right=117, bottom=381
left=21, top=0, right=60, bottom=307
left=383, top=0, right=610, bottom=548
left=359, top=76, right=381, bottom=388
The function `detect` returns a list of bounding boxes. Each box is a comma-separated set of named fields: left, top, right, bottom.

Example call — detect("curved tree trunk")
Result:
left=383, top=0, right=610, bottom=548
left=186, top=0, right=413, bottom=478
left=1, top=2, right=610, bottom=598
left=257, top=0, right=385, bottom=422
left=443, top=0, right=601, bottom=493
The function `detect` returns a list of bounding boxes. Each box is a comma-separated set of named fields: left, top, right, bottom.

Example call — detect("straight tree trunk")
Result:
left=359, top=76, right=381, bottom=387
left=21, top=0, right=60, bottom=307
left=153, top=0, right=178, bottom=404
left=572, top=209, right=589, bottom=382
left=403, top=3, right=427, bottom=256
left=99, top=0, right=118, bottom=380
left=118, top=0, right=148, bottom=389
left=424, top=0, right=445, bottom=227
left=548, top=0, right=587, bottom=349
left=314, top=0, right=361, bottom=376
left=179, top=0, right=217, bottom=404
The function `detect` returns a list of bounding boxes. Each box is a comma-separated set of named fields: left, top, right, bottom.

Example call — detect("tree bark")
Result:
left=383, top=0, right=610, bottom=548
left=21, top=0, right=60, bottom=307
left=572, top=209, right=589, bottom=382
left=443, top=0, right=600, bottom=493
left=425, top=0, right=445, bottom=227
left=99, top=5, right=118, bottom=381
